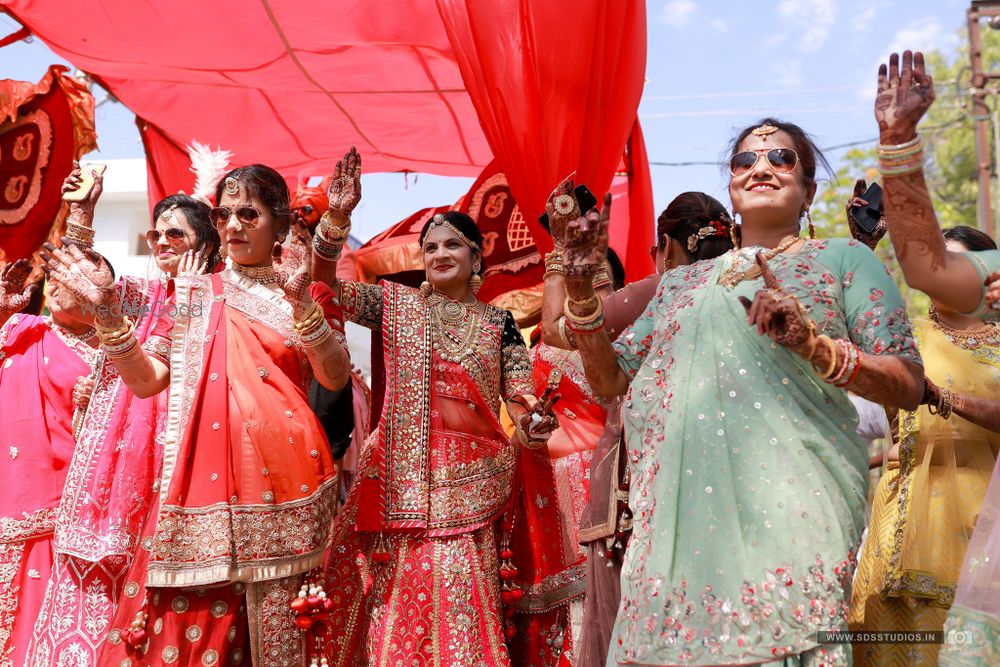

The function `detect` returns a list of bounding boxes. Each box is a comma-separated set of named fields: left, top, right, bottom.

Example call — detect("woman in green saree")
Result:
left=561, top=119, right=925, bottom=666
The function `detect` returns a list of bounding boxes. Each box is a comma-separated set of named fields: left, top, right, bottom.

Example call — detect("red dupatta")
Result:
left=54, top=277, right=167, bottom=561
left=146, top=269, right=339, bottom=587
left=355, top=282, right=515, bottom=536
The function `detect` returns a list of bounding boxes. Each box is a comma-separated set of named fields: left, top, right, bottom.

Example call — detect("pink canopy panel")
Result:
left=3, top=0, right=494, bottom=195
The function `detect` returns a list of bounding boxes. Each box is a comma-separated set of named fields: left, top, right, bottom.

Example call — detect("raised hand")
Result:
left=280, top=222, right=315, bottom=318
left=544, top=177, right=579, bottom=249
left=986, top=269, right=1000, bottom=313
left=40, top=242, right=115, bottom=312
left=875, top=50, right=935, bottom=144
left=0, top=258, right=38, bottom=318
left=562, top=193, right=612, bottom=284
left=739, top=253, right=816, bottom=353
left=326, top=146, right=362, bottom=221
left=176, top=250, right=207, bottom=277
left=277, top=221, right=310, bottom=283
left=845, top=178, right=887, bottom=250
left=63, top=161, right=105, bottom=226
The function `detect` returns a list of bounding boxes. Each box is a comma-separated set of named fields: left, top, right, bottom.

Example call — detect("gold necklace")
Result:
left=428, top=293, right=481, bottom=363
left=718, top=236, right=800, bottom=287
left=930, top=315, right=1000, bottom=347
left=233, top=263, right=279, bottom=285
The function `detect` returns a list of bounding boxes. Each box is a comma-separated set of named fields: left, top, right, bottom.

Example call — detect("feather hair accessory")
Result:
left=185, top=140, right=233, bottom=205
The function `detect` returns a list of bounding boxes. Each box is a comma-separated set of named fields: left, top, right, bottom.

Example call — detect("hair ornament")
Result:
left=751, top=124, right=779, bottom=138
left=427, top=213, right=481, bottom=251
left=224, top=176, right=239, bottom=196
left=686, top=220, right=730, bottom=252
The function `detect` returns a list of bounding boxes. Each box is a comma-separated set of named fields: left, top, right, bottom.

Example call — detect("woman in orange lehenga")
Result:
left=312, top=149, right=557, bottom=666
left=44, top=163, right=351, bottom=667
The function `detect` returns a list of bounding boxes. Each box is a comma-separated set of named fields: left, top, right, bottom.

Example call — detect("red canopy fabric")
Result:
left=436, top=0, right=648, bottom=254
left=4, top=0, right=493, bottom=201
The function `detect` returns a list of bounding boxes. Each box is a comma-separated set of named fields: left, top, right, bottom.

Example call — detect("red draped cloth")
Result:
left=508, top=344, right=609, bottom=665
left=101, top=269, right=342, bottom=667
left=0, top=314, right=97, bottom=665
left=436, top=0, right=649, bottom=260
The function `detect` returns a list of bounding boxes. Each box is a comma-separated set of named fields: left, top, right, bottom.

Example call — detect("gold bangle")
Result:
left=293, top=302, right=324, bottom=333
left=564, top=294, right=603, bottom=324
left=814, top=335, right=839, bottom=379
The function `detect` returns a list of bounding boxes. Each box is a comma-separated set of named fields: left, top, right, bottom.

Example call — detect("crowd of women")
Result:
left=1, top=49, right=999, bottom=667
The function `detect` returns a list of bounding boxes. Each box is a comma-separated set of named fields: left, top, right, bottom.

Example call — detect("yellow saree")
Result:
left=850, top=318, right=1000, bottom=665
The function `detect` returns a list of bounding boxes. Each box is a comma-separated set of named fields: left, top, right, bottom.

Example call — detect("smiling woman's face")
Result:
left=150, top=209, right=197, bottom=276
left=422, top=225, right=477, bottom=292
left=729, top=129, right=815, bottom=229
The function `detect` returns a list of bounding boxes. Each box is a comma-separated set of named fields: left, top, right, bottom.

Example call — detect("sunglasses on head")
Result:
left=210, top=205, right=261, bottom=230
left=729, top=148, right=798, bottom=177
left=146, top=228, right=189, bottom=248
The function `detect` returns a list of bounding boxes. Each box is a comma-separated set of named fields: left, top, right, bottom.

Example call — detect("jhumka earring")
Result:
left=419, top=281, right=433, bottom=298
left=729, top=209, right=740, bottom=250
left=469, top=262, right=483, bottom=294
left=806, top=209, right=816, bottom=239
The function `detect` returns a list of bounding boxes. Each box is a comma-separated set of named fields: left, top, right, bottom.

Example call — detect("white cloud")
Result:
left=776, top=0, right=837, bottom=53
left=710, top=18, right=729, bottom=33
left=661, top=0, right=696, bottom=28
left=773, top=60, right=803, bottom=88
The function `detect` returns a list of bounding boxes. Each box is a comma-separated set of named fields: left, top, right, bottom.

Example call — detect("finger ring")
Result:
left=553, top=195, right=577, bottom=216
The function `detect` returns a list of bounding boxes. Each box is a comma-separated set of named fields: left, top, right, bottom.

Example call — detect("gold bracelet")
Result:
left=814, top=335, right=839, bottom=379
left=293, top=302, right=324, bottom=333
left=318, top=211, right=351, bottom=239
left=96, top=317, right=134, bottom=345
left=564, top=295, right=604, bottom=326
left=557, top=316, right=577, bottom=349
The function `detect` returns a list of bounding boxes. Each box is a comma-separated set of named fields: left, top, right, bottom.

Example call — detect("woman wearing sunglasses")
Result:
left=45, top=163, right=351, bottom=667
left=562, top=119, right=925, bottom=666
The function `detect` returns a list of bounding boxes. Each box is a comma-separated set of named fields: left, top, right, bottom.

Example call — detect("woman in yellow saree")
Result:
left=849, top=226, right=1000, bottom=666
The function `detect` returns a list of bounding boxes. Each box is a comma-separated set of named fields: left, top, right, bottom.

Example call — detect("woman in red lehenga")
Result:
left=310, top=149, right=558, bottom=666
left=44, top=164, right=351, bottom=667
left=28, top=166, right=223, bottom=665
left=0, top=257, right=99, bottom=667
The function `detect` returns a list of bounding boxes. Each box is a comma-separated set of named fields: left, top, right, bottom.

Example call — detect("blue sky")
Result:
left=0, top=0, right=970, bottom=244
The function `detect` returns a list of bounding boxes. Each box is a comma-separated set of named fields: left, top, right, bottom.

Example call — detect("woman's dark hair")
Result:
left=418, top=211, right=486, bottom=276
left=606, top=247, right=626, bottom=290
left=657, top=192, right=735, bottom=262
left=727, top=118, right=833, bottom=189
left=943, top=225, right=998, bottom=252
left=214, top=164, right=292, bottom=237
left=153, top=194, right=221, bottom=271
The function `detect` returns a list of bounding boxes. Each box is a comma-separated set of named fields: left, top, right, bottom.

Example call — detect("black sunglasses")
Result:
left=146, top=228, right=190, bottom=248
left=729, top=148, right=798, bottom=176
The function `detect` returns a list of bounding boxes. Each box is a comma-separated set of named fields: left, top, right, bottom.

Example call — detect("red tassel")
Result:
left=295, top=615, right=314, bottom=630
left=372, top=552, right=392, bottom=565
left=290, top=597, right=308, bottom=613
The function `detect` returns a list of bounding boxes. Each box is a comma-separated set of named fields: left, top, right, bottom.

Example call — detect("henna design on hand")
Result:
left=845, top=178, right=887, bottom=250
left=63, top=161, right=105, bottom=226
left=0, top=259, right=37, bottom=317
left=276, top=221, right=310, bottom=284
left=72, top=374, right=95, bottom=411
left=740, top=253, right=815, bottom=352
left=326, top=146, right=362, bottom=219
left=562, top=193, right=612, bottom=287
left=281, top=223, right=315, bottom=316
left=874, top=50, right=935, bottom=144
left=40, top=243, right=116, bottom=316
left=544, top=177, right=578, bottom=247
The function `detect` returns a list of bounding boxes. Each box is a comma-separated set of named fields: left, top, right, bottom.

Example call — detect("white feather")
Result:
left=186, top=140, right=233, bottom=204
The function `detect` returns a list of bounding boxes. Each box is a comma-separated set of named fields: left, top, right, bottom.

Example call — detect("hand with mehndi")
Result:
left=986, top=269, right=1000, bottom=313
left=875, top=50, right=935, bottom=144
left=281, top=222, right=316, bottom=318
left=845, top=178, right=887, bottom=250
left=325, top=146, right=362, bottom=224
left=62, top=161, right=105, bottom=226
left=739, top=254, right=816, bottom=355
left=276, top=221, right=310, bottom=283
left=0, top=258, right=38, bottom=319
left=176, top=250, right=207, bottom=277
left=72, top=374, right=95, bottom=411
left=518, top=384, right=560, bottom=447
left=40, top=242, right=116, bottom=314
left=561, top=193, right=611, bottom=297
left=544, top=177, right=578, bottom=250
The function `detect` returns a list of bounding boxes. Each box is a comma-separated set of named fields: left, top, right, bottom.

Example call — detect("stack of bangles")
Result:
left=313, top=211, right=350, bottom=261
left=543, top=251, right=564, bottom=280
left=564, top=293, right=604, bottom=335
left=294, top=302, right=332, bottom=347
left=592, top=267, right=612, bottom=290
left=97, top=317, right=138, bottom=359
left=809, top=334, right=862, bottom=388
left=927, top=386, right=955, bottom=419
left=65, top=222, right=96, bottom=248
left=877, top=135, right=924, bottom=177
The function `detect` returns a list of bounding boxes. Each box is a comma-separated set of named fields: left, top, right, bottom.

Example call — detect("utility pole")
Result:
left=968, top=1, right=1000, bottom=236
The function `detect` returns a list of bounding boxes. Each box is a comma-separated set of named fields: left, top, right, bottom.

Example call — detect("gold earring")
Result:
left=469, top=262, right=483, bottom=293
left=806, top=210, right=816, bottom=239
left=419, top=281, right=432, bottom=298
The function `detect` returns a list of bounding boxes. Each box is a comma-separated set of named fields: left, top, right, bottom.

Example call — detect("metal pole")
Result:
left=968, top=5, right=995, bottom=234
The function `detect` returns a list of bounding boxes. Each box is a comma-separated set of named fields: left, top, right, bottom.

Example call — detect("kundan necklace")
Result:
left=233, top=262, right=279, bottom=285
left=930, top=310, right=1000, bottom=348
left=428, top=291, right=481, bottom=363
left=718, top=235, right=800, bottom=287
